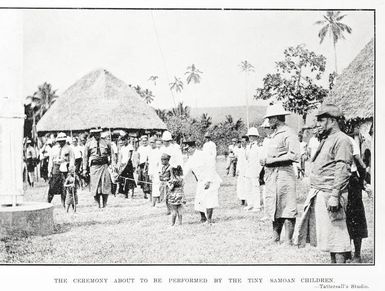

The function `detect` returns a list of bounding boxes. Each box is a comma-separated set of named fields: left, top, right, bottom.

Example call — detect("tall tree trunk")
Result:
left=333, top=41, right=338, bottom=74
left=245, top=72, right=249, bottom=129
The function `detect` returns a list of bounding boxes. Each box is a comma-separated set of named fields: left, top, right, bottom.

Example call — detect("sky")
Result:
left=22, top=9, right=374, bottom=109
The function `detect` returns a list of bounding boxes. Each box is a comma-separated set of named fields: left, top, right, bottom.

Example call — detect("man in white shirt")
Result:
left=202, top=132, right=217, bottom=163
left=137, top=135, right=151, bottom=199
left=244, top=127, right=262, bottom=211
left=148, top=137, right=163, bottom=206
left=236, top=136, right=248, bottom=206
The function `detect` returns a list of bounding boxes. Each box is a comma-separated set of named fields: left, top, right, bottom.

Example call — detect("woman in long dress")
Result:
left=183, top=140, right=222, bottom=224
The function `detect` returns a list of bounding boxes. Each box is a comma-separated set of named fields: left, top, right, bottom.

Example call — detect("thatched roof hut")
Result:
left=325, top=38, right=374, bottom=120
left=37, top=68, right=166, bottom=133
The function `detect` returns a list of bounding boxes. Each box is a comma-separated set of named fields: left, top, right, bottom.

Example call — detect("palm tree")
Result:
left=169, top=77, right=184, bottom=93
left=200, top=113, right=212, bottom=129
left=185, top=64, right=203, bottom=108
left=155, top=108, right=168, bottom=122
left=169, top=102, right=191, bottom=118
left=148, top=75, right=159, bottom=86
left=25, top=82, right=58, bottom=142
left=239, top=60, right=255, bottom=129
left=29, top=82, right=58, bottom=119
left=141, top=89, right=155, bottom=104
left=185, top=64, right=203, bottom=84
left=315, top=11, right=352, bottom=73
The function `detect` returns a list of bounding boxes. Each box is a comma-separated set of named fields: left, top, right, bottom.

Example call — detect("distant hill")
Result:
left=190, top=105, right=317, bottom=133
left=190, top=105, right=267, bottom=125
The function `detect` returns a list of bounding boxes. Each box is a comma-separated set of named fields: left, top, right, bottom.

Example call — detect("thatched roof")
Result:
left=325, top=38, right=374, bottom=120
left=37, top=69, right=166, bottom=132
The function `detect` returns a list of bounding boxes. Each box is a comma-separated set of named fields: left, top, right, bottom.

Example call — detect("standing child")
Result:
left=64, top=171, right=80, bottom=213
left=159, top=153, right=186, bottom=225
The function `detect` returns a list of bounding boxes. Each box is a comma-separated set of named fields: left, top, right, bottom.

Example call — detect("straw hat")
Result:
left=204, top=132, right=211, bottom=138
left=264, top=103, right=290, bottom=118
left=90, top=127, right=102, bottom=133
left=162, top=131, right=172, bottom=141
left=247, top=127, right=260, bottom=137
left=231, top=138, right=238, bottom=142
left=56, top=132, right=67, bottom=141
left=315, top=103, right=343, bottom=118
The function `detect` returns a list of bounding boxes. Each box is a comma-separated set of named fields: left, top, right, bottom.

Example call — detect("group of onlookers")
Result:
left=23, top=101, right=373, bottom=263
left=225, top=102, right=372, bottom=264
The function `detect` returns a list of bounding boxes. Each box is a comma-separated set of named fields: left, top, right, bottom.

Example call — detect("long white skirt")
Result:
left=315, top=190, right=351, bottom=253
left=245, top=177, right=260, bottom=208
left=236, top=175, right=247, bottom=200
left=194, top=180, right=220, bottom=212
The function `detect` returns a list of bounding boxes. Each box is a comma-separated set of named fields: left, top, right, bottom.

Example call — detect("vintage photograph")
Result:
left=0, top=8, right=374, bottom=265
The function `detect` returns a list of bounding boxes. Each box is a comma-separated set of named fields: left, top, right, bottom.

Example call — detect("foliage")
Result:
left=168, top=102, right=191, bottom=118
left=155, top=103, right=246, bottom=154
left=148, top=75, right=159, bottom=86
left=185, top=64, right=203, bottom=85
left=254, top=44, right=328, bottom=122
left=239, top=60, right=255, bottom=73
left=328, top=72, right=338, bottom=90
left=131, top=85, right=155, bottom=104
left=154, top=109, right=168, bottom=122
left=26, top=82, right=58, bottom=119
left=24, top=82, right=58, bottom=139
left=169, top=76, right=184, bottom=93
left=315, top=11, right=352, bottom=73
left=315, top=11, right=352, bottom=45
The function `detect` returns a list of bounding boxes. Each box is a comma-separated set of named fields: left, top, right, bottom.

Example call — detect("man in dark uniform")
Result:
left=83, top=127, right=116, bottom=208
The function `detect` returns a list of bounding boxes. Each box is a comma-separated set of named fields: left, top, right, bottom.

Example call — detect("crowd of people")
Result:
left=23, top=102, right=373, bottom=263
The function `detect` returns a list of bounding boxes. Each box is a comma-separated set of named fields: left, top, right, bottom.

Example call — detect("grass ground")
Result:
left=0, top=157, right=374, bottom=264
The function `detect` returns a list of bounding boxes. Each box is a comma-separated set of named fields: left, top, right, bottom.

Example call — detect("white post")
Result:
left=0, top=11, right=24, bottom=206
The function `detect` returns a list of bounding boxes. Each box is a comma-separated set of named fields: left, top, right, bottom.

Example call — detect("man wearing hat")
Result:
left=48, top=132, right=75, bottom=206
left=226, top=138, right=239, bottom=177
left=244, top=127, right=263, bottom=211
left=83, top=127, right=116, bottom=208
left=295, top=104, right=353, bottom=264
left=183, top=139, right=222, bottom=224
left=261, top=103, right=299, bottom=245
left=202, top=132, right=217, bottom=163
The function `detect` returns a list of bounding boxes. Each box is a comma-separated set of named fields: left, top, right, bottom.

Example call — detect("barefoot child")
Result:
left=64, top=171, right=80, bottom=212
left=168, top=167, right=186, bottom=225
left=159, top=153, right=186, bottom=225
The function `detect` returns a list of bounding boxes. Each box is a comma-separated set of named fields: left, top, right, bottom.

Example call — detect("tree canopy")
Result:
left=254, top=44, right=328, bottom=122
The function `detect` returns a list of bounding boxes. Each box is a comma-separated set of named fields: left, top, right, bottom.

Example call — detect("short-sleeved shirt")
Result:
left=83, top=138, right=113, bottom=166
left=310, top=130, right=353, bottom=193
